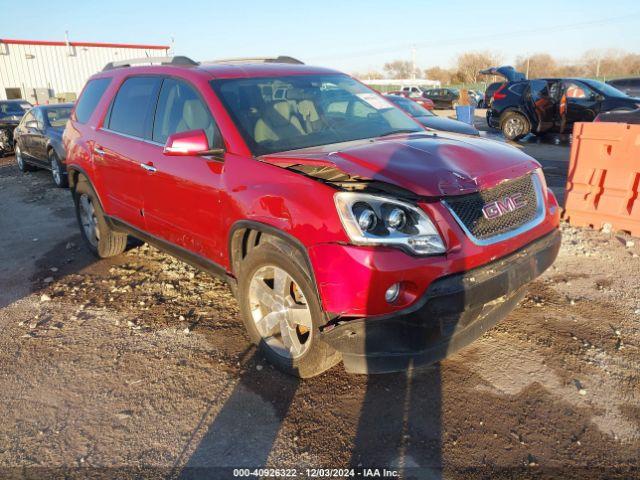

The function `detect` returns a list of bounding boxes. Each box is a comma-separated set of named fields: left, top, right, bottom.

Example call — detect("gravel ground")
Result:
left=0, top=146, right=638, bottom=480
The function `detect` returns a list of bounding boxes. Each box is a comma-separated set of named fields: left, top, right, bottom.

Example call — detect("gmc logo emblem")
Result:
left=482, top=192, right=527, bottom=219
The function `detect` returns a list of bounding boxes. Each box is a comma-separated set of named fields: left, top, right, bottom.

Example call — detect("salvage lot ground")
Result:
left=0, top=125, right=639, bottom=479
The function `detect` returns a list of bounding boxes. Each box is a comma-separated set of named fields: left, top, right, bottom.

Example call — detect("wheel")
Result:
left=237, top=240, right=341, bottom=378
left=49, top=150, right=68, bottom=188
left=500, top=111, right=531, bottom=141
left=73, top=175, right=127, bottom=258
left=15, top=145, right=35, bottom=172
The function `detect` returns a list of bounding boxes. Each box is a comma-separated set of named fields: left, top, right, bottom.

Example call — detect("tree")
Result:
left=383, top=60, right=420, bottom=79
left=424, top=66, right=453, bottom=85
left=352, top=70, right=384, bottom=80
left=455, top=51, right=503, bottom=84
left=515, top=53, right=557, bottom=78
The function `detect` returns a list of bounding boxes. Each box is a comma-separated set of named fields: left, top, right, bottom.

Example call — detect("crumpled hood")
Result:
left=261, top=132, right=540, bottom=197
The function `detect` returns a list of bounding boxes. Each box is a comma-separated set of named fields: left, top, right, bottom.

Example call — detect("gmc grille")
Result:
left=444, top=173, right=542, bottom=242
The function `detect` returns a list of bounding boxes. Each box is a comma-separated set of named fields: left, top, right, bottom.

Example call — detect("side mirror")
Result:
left=163, top=129, right=223, bottom=156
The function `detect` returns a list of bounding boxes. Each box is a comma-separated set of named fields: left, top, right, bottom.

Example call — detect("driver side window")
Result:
left=153, top=78, right=221, bottom=148
left=565, top=82, right=593, bottom=100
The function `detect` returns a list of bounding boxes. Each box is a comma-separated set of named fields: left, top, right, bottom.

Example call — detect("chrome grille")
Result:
left=444, top=173, right=542, bottom=243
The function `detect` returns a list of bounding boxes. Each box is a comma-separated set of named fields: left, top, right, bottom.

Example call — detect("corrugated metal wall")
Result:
left=0, top=43, right=169, bottom=102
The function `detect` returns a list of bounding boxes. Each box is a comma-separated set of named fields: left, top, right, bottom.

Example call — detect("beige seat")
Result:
left=177, top=99, right=215, bottom=145
left=254, top=100, right=305, bottom=144
left=297, top=100, right=320, bottom=133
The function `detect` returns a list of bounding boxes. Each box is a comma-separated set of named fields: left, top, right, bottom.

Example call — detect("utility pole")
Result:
left=596, top=57, right=601, bottom=78
left=411, top=45, right=416, bottom=80
left=526, top=56, right=530, bottom=79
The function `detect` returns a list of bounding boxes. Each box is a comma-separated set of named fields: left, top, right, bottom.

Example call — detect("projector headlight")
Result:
left=334, top=192, right=446, bottom=255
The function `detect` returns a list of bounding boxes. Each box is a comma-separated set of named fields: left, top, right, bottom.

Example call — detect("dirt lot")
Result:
left=0, top=132, right=639, bottom=479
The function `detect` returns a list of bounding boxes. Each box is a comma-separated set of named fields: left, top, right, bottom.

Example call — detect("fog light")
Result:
left=385, top=283, right=401, bottom=303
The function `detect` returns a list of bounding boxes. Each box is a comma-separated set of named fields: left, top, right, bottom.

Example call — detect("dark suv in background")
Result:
left=607, top=77, right=640, bottom=98
left=488, top=76, right=640, bottom=140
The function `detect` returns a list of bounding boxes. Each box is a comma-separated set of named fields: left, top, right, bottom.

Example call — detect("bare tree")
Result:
left=424, top=66, right=453, bottom=84
left=515, top=53, right=557, bottom=78
left=455, top=51, right=503, bottom=83
left=383, top=60, right=420, bottom=79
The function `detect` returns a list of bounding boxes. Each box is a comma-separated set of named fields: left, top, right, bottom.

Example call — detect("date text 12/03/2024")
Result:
left=232, top=468, right=400, bottom=477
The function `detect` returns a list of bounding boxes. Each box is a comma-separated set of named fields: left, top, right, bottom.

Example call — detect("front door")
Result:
left=561, top=81, right=599, bottom=132
left=142, top=77, right=226, bottom=263
left=94, top=75, right=162, bottom=229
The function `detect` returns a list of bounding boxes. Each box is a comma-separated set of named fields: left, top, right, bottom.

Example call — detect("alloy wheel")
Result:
left=51, top=156, right=61, bottom=185
left=78, top=194, right=100, bottom=247
left=15, top=146, right=24, bottom=170
left=248, top=265, right=313, bottom=359
left=504, top=117, right=524, bottom=138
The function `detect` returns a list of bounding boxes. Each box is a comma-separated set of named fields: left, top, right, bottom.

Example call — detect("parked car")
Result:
left=63, top=55, right=560, bottom=377
left=14, top=103, right=73, bottom=187
left=487, top=76, right=640, bottom=140
left=388, top=91, right=435, bottom=110
left=595, top=107, right=640, bottom=124
left=0, top=100, right=32, bottom=156
left=606, top=78, right=640, bottom=98
left=483, top=82, right=504, bottom=108
left=422, top=88, right=460, bottom=109
left=385, top=94, right=479, bottom=135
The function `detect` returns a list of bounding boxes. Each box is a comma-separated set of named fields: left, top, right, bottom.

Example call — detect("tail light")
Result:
left=493, top=84, right=507, bottom=100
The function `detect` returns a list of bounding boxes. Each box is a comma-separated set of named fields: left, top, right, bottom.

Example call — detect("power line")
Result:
left=307, top=13, right=640, bottom=62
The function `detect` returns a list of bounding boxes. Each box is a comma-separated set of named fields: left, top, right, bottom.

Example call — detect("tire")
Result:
left=49, top=149, right=68, bottom=188
left=500, top=111, right=531, bottom=141
left=15, top=145, right=35, bottom=172
left=237, top=240, right=341, bottom=378
left=73, top=175, right=127, bottom=258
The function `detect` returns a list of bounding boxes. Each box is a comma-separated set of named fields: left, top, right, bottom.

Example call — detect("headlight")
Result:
left=334, top=192, right=446, bottom=255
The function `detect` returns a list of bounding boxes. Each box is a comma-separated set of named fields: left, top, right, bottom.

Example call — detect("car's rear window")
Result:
left=74, top=78, right=111, bottom=124
left=107, top=76, right=161, bottom=138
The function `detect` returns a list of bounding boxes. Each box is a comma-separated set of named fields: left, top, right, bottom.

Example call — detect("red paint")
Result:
left=163, top=130, right=209, bottom=156
left=64, top=62, right=560, bottom=319
left=0, top=38, right=169, bottom=50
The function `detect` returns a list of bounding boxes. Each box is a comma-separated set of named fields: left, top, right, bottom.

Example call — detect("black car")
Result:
left=483, top=82, right=504, bottom=108
left=385, top=95, right=479, bottom=135
left=422, top=88, right=460, bottom=109
left=606, top=78, right=640, bottom=98
left=487, top=76, right=640, bottom=140
left=0, top=100, right=32, bottom=155
left=594, top=107, right=640, bottom=124
left=13, top=103, right=73, bottom=187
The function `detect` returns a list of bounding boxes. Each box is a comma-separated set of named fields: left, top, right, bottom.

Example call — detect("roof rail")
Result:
left=204, top=56, right=304, bottom=65
left=102, top=56, right=199, bottom=71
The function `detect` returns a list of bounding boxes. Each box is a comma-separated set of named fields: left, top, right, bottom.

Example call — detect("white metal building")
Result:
left=0, top=38, right=169, bottom=103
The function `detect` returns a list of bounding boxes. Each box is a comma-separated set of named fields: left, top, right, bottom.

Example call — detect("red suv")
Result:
left=63, top=56, right=561, bottom=377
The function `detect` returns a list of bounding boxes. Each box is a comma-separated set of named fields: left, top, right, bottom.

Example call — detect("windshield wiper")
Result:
left=377, top=129, right=420, bottom=138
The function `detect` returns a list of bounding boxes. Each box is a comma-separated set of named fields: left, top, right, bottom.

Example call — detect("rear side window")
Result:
left=75, top=78, right=111, bottom=124
left=108, top=76, right=161, bottom=138
left=152, top=78, right=219, bottom=147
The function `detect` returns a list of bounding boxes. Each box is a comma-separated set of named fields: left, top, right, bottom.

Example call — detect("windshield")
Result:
left=210, top=74, right=422, bottom=156
left=581, top=79, right=630, bottom=98
left=0, top=102, right=31, bottom=117
left=46, top=107, right=72, bottom=127
left=386, top=95, right=434, bottom=117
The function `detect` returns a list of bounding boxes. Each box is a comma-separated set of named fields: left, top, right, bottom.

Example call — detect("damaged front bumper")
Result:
left=320, top=229, right=561, bottom=374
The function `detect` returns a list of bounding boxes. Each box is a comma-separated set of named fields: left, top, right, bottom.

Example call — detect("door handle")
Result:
left=93, top=147, right=105, bottom=156
left=140, top=163, right=157, bottom=173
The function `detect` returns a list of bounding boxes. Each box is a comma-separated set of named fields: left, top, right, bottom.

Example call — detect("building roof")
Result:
left=0, top=38, right=169, bottom=50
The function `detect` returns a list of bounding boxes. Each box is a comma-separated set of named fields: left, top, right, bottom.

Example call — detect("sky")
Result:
left=2, top=0, right=639, bottom=74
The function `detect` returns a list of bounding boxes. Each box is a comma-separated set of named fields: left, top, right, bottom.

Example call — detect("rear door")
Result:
left=16, top=110, right=37, bottom=157
left=524, top=80, right=556, bottom=133
left=142, top=77, right=226, bottom=262
left=31, top=108, right=49, bottom=163
left=94, top=75, right=161, bottom=229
